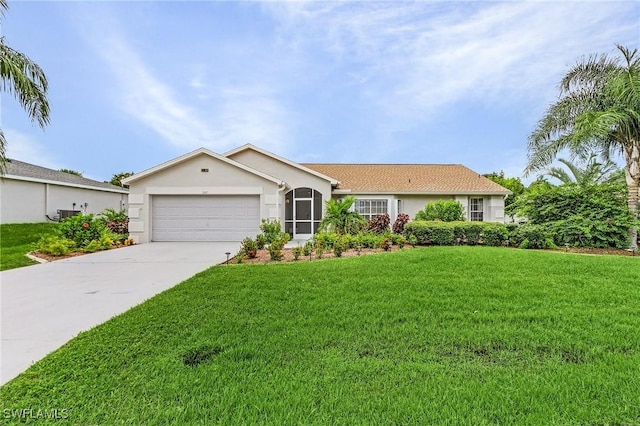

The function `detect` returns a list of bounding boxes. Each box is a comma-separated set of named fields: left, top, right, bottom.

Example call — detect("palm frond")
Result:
left=0, top=38, right=50, bottom=128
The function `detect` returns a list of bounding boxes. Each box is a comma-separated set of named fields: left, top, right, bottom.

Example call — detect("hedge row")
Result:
left=403, top=221, right=556, bottom=249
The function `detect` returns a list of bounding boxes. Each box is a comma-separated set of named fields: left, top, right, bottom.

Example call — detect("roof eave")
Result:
left=122, top=147, right=283, bottom=186
left=224, top=143, right=340, bottom=185
left=2, top=174, right=129, bottom=194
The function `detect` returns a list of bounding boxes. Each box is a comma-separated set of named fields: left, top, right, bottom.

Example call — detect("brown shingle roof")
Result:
left=302, top=164, right=510, bottom=194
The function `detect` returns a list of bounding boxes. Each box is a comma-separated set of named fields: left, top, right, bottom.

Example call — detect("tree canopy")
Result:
left=526, top=44, right=640, bottom=249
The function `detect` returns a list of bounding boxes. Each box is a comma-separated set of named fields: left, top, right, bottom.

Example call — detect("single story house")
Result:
left=0, top=159, right=128, bottom=224
left=123, top=144, right=510, bottom=244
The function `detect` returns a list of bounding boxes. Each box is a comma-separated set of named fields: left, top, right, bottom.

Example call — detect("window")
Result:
left=355, top=199, right=388, bottom=221
left=469, top=198, right=484, bottom=221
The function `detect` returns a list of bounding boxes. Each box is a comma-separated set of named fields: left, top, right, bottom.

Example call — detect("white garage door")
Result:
left=152, top=195, right=260, bottom=242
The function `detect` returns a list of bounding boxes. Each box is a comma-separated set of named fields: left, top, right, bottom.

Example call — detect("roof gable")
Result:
left=224, top=144, right=339, bottom=185
left=122, top=147, right=283, bottom=186
left=302, top=164, right=510, bottom=194
left=3, top=159, right=128, bottom=193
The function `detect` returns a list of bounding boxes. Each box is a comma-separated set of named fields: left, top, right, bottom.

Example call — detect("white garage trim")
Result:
left=146, top=186, right=263, bottom=195
left=152, top=195, right=260, bottom=242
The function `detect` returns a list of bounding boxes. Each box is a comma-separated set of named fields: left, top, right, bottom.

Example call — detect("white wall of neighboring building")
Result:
left=0, top=178, right=127, bottom=224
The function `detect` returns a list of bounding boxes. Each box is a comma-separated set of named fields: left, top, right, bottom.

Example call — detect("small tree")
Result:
left=320, top=196, right=366, bottom=234
left=415, top=200, right=464, bottom=222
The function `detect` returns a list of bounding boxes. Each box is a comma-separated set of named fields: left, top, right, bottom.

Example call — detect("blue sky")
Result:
left=2, top=1, right=638, bottom=183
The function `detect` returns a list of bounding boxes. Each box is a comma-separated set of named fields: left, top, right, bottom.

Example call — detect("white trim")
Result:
left=224, top=143, right=340, bottom=186
left=1, top=174, right=128, bottom=194
left=146, top=186, right=264, bottom=195
left=122, top=147, right=283, bottom=186
left=335, top=190, right=510, bottom=196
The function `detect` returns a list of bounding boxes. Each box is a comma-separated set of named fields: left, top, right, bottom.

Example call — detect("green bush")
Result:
left=464, top=223, right=484, bottom=245
left=508, top=224, right=555, bottom=249
left=404, top=221, right=508, bottom=247
left=415, top=200, right=465, bottom=222
left=314, top=232, right=338, bottom=250
left=241, top=237, right=258, bottom=258
left=268, top=235, right=288, bottom=261
left=510, top=182, right=634, bottom=248
left=35, top=236, right=76, bottom=256
left=482, top=224, right=509, bottom=247
left=404, top=221, right=455, bottom=245
left=59, top=214, right=105, bottom=247
left=302, top=241, right=314, bottom=257
left=258, top=219, right=286, bottom=246
left=292, top=246, right=303, bottom=260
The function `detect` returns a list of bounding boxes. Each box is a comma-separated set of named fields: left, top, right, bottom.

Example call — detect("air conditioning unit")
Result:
left=57, top=210, right=82, bottom=219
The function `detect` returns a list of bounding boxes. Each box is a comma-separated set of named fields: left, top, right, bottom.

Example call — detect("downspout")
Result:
left=277, top=182, right=287, bottom=223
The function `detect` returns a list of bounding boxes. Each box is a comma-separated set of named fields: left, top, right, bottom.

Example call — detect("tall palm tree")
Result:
left=0, top=0, right=50, bottom=173
left=542, top=154, right=620, bottom=186
left=526, top=45, right=640, bottom=249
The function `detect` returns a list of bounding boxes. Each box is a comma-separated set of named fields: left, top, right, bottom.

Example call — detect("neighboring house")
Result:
left=0, top=159, right=128, bottom=224
left=123, top=144, right=510, bottom=244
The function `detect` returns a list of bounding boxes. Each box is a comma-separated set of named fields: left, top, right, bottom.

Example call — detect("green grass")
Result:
left=1, top=247, right=640, bottom=425
left=0, top=223, right=59, bottom=271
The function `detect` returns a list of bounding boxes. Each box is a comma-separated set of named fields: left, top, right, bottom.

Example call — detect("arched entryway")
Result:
left=284, top=187, right=322, bottom=239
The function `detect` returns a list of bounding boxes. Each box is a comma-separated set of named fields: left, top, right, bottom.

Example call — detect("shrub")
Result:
left=381, top=237, right=393, bottom=251
left=415, top=200, right=464, bottom=222
left=333, top=239, right=345, bottom=257
left=302, top=241, right=314, bottom=257
left=464, top=223, right=484, bottom=245
left=392, top=214, right=410, bottom=234
left=314, top=232, right=338, bottom=250
left=482, top=224, right=509, bottom=247
left=292, top=246, right=303, bottom=260
left=508, top=224, right=555, bottom=249
left=366, top=214, right=390, bottom=234
left=59, top=214, right=105, bottom=247
left=83, top=235, right=114, bottom=253
left=241, top=237, right=258, bottom=259
left=510, top=182, right=633, bottom=248
left=36, top=236, right=76, bottom=256
left=404, top=221, right=508, bottom=247
left=268, top=235, right=288, bottom=261
left=356, top=232, right=384, bottom=249
left=258, top=219, right=285, bottom=246
left=99, top=208, right=129, bottom=235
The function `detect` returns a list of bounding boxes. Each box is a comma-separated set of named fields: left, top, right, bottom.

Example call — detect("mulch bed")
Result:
left=235, top=246, right=402, bottom=264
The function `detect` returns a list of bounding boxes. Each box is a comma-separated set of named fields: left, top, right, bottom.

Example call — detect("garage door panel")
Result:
left=152, top=195, right=260, bottom=242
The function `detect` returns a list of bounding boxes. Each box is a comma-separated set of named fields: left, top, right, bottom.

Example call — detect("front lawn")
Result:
left=2, top=247, right=639, bottom=424
left=0, top=223, right=59, bottom=271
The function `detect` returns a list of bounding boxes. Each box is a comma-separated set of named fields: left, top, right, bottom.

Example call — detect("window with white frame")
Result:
left=469, top=198, right=484, bottom=221
left=355, top=199, right=388, bottom=221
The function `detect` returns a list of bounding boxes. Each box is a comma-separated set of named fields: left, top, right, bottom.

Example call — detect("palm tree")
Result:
left=0, top=0, right=50, bottom=173
left=319, top=196, right=366, bottom=235
left=526, top=45, right=640, bottom=249
left=542, top=154, right=620, bottom=186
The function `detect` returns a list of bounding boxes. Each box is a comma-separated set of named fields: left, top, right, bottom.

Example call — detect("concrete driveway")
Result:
left=0, top=242, right=239, bottom=386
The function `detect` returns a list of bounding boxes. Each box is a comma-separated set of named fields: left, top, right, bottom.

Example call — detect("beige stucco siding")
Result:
left=0, top=178, right=126, bottom=224
left=127, top=154, right=281, bottom=243
left=329, top=193, right=506, bottom=223
left=228, top=149, right=333, bottom=222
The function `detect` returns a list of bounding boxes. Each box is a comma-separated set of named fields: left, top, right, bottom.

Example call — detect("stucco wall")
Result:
left=127, top=154, right=282, bottom=243
left=330, top=193, right=506, bottom=223
left=0, top=178, right=127, bottom=224
left=227, top=149, right=333, bottom=222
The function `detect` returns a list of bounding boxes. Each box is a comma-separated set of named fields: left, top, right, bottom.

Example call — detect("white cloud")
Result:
left=4, top=129, right=61, bottom=170
left=266, top=1, right=639, bottom=119
left=71, top=6, right=292, bottom=154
